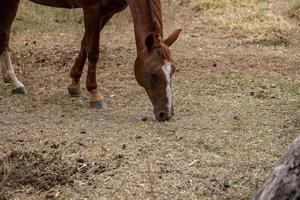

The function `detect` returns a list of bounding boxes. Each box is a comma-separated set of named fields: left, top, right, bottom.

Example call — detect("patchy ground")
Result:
left=0, top=1, right=299, bottom=199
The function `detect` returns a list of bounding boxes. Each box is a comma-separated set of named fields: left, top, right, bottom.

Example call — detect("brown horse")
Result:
left=0, top=0, right=181, bottom=121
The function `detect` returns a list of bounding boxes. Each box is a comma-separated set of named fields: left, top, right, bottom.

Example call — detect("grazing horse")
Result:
left=0, top=0, right=181, bottom=121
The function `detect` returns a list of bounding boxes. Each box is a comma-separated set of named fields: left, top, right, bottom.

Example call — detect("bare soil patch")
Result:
left=0, top=150, right=77, bottom=199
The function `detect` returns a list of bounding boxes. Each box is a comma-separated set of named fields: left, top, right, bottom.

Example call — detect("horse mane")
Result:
left=147, top=0, right=171, bottom=61
left=160, top=43, right=171, bottom=61
left=147, top=0, right=172, bottom=61
left=147, top=0, right=163, bottom=37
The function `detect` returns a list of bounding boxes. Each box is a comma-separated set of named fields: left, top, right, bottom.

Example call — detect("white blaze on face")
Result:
left=162, top=61, right=172, bottom=115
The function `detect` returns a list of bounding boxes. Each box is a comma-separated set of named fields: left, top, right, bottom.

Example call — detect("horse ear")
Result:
left=163, top=29, right=182, bottom=47
left=145, top=33, right=155, bottom=50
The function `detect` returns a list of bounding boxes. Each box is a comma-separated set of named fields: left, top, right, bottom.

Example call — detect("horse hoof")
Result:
left=90, top=100, right=107, bottom=109
left=12, top=86, right=27, bottom=95
left=68, top=88, right=83, bottom=97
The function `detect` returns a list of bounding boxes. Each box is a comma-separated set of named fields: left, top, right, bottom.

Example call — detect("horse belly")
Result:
left=28, top=0, right=99, bottom=8
left=101, top=0, right=128, bottom=15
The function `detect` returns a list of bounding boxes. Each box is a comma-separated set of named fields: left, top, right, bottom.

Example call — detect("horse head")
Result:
left=134, top=29, right=182, bottom=121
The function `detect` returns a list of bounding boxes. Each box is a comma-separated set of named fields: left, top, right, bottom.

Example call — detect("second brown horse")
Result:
left=0, top=0, right=181, bottom=121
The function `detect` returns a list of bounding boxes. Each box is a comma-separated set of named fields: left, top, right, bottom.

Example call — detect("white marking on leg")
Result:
left=162, top=61, right=172, bottom=116
left=0, top=51, right=24, bottom=89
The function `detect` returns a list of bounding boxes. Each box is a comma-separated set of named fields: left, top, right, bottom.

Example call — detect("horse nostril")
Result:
left=158, top=112, right=168, bottom=121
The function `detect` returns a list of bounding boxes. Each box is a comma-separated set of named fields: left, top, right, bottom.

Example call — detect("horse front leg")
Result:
left=82, top=4, right=108, bottom=109
left=68, top=15, right=113, bottom=98
left=0, top=0, right=27, bottom=94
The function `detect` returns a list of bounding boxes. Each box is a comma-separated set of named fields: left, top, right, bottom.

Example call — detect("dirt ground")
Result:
left=0, top=1, right=299, bottom=200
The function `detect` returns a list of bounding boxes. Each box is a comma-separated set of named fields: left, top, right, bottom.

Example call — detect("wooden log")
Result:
left=252, top=134, right=300, bottom=200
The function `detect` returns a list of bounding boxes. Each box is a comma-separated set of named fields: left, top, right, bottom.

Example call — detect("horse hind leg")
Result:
left=0, top=51, right=27, bottom=94
left=68, top=34, right=87, bottom=97
left=0, top=0, right=27, bottom=95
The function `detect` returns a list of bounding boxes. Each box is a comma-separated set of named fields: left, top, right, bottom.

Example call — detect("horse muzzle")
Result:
left=154, top=109, right=174, bottom=122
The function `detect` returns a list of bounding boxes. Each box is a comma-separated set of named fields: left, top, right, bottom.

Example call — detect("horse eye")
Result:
left=149, top=71, right=158, bottom=80
left=149, top=72, right=160, bottom=88
left=150, top=72, right=159, bottom=82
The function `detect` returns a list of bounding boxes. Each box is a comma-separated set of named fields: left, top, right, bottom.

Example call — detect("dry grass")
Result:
left=192, top=0, right=297, bottom=40
left=14, top=1, right=132, bottom=33
left=13, top=2, right=82, bottom=32
left=289, top=0, right=300, bottom=21
left=0, top=1, right=299, bottom=199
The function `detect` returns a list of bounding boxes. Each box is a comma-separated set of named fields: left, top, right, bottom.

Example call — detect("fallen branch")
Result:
left=252, top=134, right=300, bottom=200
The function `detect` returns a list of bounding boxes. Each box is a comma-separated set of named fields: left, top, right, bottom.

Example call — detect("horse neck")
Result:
left=127, top=0, right=163, bottom=53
